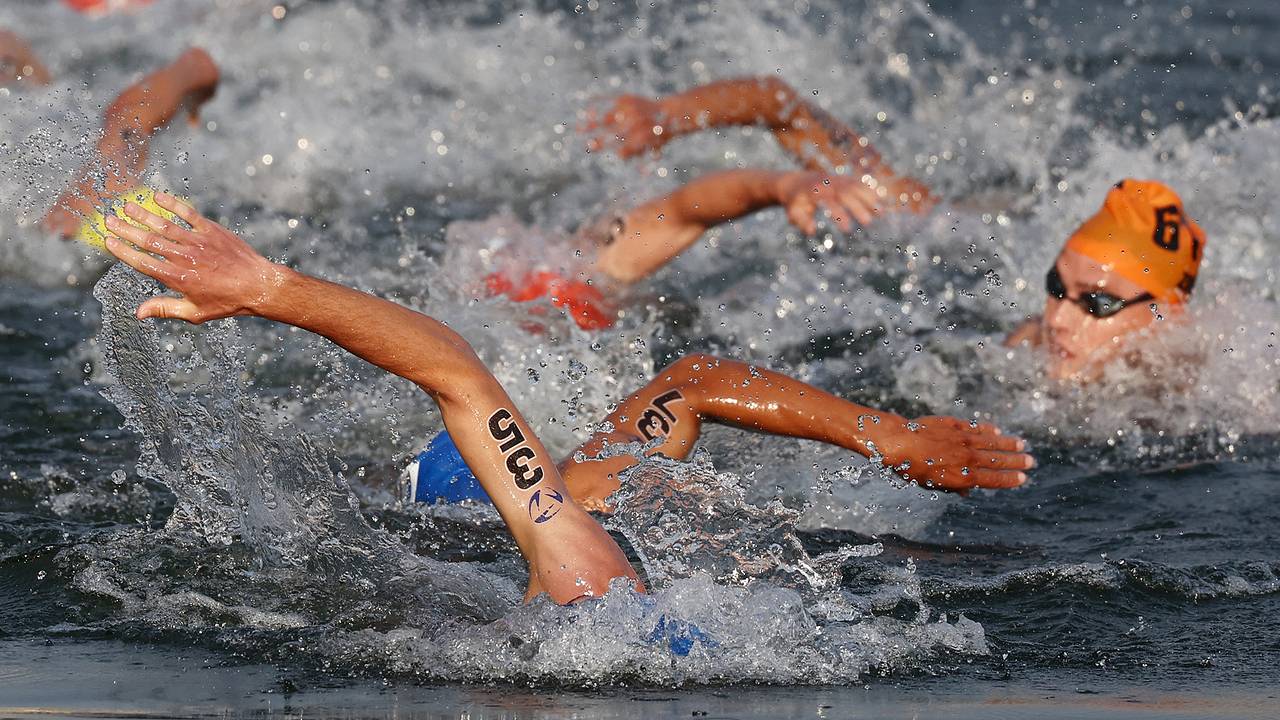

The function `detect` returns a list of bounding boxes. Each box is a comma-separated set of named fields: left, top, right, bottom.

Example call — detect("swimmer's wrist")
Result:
left=247, top=262, right=299, bottom=318
left=848, top=411, right=909, bottom=457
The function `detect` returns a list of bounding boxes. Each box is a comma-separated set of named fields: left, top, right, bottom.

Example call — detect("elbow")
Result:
left=407, top=331, right=493, bottom=404
left=658, top=353, right=719, bottom=405
left=755, top=76, right=798, bottom=118
left=756, top=75, right=795, bottom=99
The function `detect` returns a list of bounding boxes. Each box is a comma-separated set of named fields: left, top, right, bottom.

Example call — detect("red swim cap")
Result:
left=485, top=271, right=616, bottom=331
left=63, top=0, right=153, bottom=14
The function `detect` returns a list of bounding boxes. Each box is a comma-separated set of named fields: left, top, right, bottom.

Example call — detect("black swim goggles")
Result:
left=1045, top=267, right=1154, bottom=318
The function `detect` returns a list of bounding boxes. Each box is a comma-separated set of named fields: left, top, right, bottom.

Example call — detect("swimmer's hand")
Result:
left=101, top=192, right=283, bottom=323
left=870, top=415, right=1033, bottom=492
left=774, top=171, right=881, bottom=234
left=582, top=94, right=668, bottom=158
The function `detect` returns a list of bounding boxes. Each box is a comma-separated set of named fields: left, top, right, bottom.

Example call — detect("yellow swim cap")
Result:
left=1062, top=179, right=1207, bottom=304
left=75, top=187, right=182, bottom=250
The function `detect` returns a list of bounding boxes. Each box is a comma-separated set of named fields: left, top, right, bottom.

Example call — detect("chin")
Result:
left=1044, top=345, right=1100, bottom=383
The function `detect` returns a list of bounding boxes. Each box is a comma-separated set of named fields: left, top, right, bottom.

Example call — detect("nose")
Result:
left=1043, top=296, right=1073, bottom=331
left=1042, top=295, right=1089, bottom=348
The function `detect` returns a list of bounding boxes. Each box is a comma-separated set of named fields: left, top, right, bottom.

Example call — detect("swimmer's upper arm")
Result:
left=593, top=169, right=786, bottom=284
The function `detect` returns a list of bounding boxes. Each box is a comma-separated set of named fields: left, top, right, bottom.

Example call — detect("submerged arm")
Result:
left=592, top=168, right=879, bottom=284
left=101, top=193, right=639, bottom=604
left=561, top=354, right=1031, bottom=511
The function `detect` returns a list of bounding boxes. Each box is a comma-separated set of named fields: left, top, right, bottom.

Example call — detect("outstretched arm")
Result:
left=43, top=48, right=219, bottom=238
left=100, top=192, right=640, bottom=604
left=591, top=168, right=880, bottom=284
left=560, top=354, right=1032, bottom=511
left=584, top=76, right=932, bottom=209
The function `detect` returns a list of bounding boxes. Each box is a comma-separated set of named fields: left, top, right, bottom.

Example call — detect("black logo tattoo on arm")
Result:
left=488, top=408, right=545, bottom=490
left=637, top=390, right=684, bottom=441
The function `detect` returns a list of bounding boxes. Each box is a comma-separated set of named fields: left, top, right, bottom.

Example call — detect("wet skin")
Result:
left=1034, top=249, right=1169, bottom=382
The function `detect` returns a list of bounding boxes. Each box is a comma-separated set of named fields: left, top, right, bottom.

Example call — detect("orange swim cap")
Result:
left=484, top=270, right=616, bottom=331
left=1062, top=179, right=1206, bottom=304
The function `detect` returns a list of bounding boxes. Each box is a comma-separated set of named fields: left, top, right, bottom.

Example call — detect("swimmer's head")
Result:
left=1041, top=179, right=1206, bottom=381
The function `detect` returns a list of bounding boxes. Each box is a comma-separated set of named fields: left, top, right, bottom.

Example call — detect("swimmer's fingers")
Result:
left=965, top=469, right=1028, bottom=490
left=121, top=201, right=198, bottom=245
left=103, top=233, right=177, bottom=283
left=785, top=193, right=818, bottom=235
left=816, top=194, right=853, bottom=233
left=972, top=434, right=1027, bottom=453
left=153, top=191, right=205, bottom=231
left=136, top=295, right=201, bottom=323
left=969, top=449, right=1035, bottom=471
left=918, top=415, right=1010, bottom=441
left=103, top=214, right=191, bottom=265
left=835, top=182, right=879, bottom=226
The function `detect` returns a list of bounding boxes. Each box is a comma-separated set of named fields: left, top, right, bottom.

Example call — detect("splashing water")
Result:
left=1, top=0, right=1278, bottom=693
left=47, top=266, right=988, bottom=685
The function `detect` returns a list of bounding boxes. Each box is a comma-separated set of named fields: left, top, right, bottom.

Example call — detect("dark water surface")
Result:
left=1, top=0, right=1278, bottom=716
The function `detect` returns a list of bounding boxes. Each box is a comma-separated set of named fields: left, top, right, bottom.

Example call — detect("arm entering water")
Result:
left=560, top=354, right=1032, bottom=512
left=100, top=192, right=641, bottom=604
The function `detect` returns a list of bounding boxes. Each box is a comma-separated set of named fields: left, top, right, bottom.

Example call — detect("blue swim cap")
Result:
left=406, top=431, right=492, bottom=504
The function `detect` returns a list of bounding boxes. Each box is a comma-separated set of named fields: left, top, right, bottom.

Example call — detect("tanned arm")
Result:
left=560, top=354, right=1032, bottom=511
left=584, top=76, right=933, bottom=210
left=101, top=192, right=640, bottom=604
left=592, top=168, right=880, bottom=284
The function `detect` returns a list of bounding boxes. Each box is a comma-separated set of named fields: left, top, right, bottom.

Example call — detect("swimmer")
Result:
left=487, top=76, right=933, bottom=330
left=1004, top=179, right=1207, bottom=382
left=583, top=75, right=933, bottom=210
left=41, top=47, right=219, bottom=239
left=487, top=167, right=887, bottom=330
left=99, top=193, right=1034, bottom=604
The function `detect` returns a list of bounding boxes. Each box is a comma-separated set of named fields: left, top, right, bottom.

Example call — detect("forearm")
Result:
left=563, top=355, right=907, bottom=508
left=653, top=77, right=884, bottom=175
left=594, top=169, right=787, bottom=283
left=253, top=267, right=485, bottom=399
left=771, top=102, right=887, bottom=176
left=654, top=76, right=800, bottom=137
left=101, top=49, right=217, bottom=148
left=1003, top=317, right=1043, bottom=348
left=684, top=358, right=902, bottom=456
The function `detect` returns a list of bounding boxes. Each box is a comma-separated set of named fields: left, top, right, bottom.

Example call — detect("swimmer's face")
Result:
left=1040, top=249, right=1161, bottom=381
